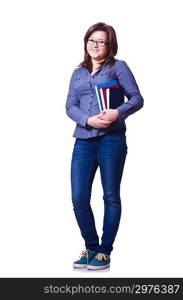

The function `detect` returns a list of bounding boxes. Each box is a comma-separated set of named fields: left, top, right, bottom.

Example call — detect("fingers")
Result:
left=99, top=124, right=111, bottom=128
left=90, top=113, right=112, bottom=128
left=98, top=112, right=108, bottom=119
left=100, top=119, right=111, bottom=123
left=98, top=115, right=110, bottom=121
left=99, top=120, right=112, bottom=127
left=98, top=111, right=107, bottom=116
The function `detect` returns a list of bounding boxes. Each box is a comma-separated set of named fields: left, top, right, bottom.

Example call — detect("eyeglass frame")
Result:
left=87, top=38, right=109, bottom=48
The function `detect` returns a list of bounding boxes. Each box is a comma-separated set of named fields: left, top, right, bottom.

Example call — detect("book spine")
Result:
left=95, top=86, right=102, bottom=112
left=102, top=88, right=107, bottom=109
left=100, top=88, right=106, bottom=110
left=106, top=88, right=109, bottom=109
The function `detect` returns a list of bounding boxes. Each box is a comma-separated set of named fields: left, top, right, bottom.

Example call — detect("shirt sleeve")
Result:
left=115, top=61, right=144, bottom=120
left=65, top=69, right=90, bottom=127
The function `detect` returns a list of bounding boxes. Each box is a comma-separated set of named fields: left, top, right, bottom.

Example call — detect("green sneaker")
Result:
left=73, top=249, right=96, bottom=268
left=87, top=253, right=110, bottom=270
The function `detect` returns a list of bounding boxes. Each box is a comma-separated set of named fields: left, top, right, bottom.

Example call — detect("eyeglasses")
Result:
left=87, top=38, right=109, bottom=47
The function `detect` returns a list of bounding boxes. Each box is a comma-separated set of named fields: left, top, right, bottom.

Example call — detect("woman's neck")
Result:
left=91, top=58, right=105, bottom=74
left=91, top=58, right=104, bottom=66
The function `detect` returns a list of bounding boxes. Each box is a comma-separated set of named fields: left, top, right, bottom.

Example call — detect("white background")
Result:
left=0, top=0, right=183, bottom=277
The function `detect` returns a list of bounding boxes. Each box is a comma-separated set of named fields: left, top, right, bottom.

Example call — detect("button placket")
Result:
left=88, top=76, right=94, bottom=108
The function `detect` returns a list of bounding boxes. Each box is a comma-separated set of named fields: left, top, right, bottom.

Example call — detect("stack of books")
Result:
left=94, top=80, right=123, bottom=112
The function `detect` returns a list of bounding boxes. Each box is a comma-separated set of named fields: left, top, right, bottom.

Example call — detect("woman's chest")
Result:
left=74, top=68, right=119, bottom=95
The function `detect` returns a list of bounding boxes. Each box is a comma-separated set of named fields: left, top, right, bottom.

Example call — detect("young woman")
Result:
left=65, top=22, right=144, bottom=270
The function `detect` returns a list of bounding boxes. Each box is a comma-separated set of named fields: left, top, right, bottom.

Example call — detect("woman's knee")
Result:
left=72, top=191, right=91, bottom=210
left=103, top=192, right=121, bottom=206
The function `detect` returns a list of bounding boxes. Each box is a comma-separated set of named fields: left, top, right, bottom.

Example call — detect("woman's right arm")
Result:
left=65, top=70, right=90, bottom=127
left=65, top=70, right=112, bottom=128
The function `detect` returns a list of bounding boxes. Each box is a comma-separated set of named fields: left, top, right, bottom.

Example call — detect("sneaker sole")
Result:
left=73, top=263, right=87, bottom=268
left=87, top=263, right=110, bottom=270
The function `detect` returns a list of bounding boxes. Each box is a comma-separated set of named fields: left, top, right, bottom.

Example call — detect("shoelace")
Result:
left=95, top=253, right=110, bottom=261
left=80, top=249, right=89, bottom=264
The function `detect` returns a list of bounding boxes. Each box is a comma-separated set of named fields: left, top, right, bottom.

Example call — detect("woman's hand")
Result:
left=98, top=109, right=120, bottom=122
left=87, top=111, right=112, bottom=128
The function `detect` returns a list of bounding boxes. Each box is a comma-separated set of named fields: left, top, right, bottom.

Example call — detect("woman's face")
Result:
left=86, top=31, right=109, bottom=62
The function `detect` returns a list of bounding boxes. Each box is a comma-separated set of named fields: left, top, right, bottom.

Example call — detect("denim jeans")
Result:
left=70, top=129, right=128, bottom=255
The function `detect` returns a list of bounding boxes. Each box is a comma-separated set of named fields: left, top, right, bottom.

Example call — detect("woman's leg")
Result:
left=96, top=131, right=128, bottom=255
left=71, top=139, right=99, bottom=250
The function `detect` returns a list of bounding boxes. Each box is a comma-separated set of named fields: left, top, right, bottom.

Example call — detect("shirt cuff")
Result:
left=80, top=114, right=90, bottom=127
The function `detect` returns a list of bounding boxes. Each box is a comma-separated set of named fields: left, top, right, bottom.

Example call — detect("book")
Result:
left=94, top=80, right=123, bottom=112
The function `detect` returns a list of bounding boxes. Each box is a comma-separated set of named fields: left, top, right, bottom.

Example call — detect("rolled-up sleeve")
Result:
left=115, top=61, right=144, bottom=120
left=65, top=69, right=90, bottom=127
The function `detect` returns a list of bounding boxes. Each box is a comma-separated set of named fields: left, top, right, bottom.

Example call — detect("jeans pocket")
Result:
left=107, top=131, right=126, bottom=141
left=103, top=132, right=128, bottom=153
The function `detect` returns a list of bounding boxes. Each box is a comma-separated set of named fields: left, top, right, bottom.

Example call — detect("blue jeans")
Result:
left=70, top=129, right=128, bottom=255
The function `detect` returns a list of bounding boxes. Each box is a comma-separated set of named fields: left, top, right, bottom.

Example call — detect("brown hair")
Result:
left=77, top=22, right=118, bottom=72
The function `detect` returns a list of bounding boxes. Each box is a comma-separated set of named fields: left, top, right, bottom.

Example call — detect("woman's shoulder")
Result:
left=71, top=66, right=85, bottom=77
left=109, top=59, right=131, bottom=75
left=113, top=59, right=128, bottom=68
left=69, top=66, right=83, bottom=80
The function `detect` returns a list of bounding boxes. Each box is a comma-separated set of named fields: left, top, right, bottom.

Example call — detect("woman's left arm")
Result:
left=115, top=60, right=144, bottom=120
